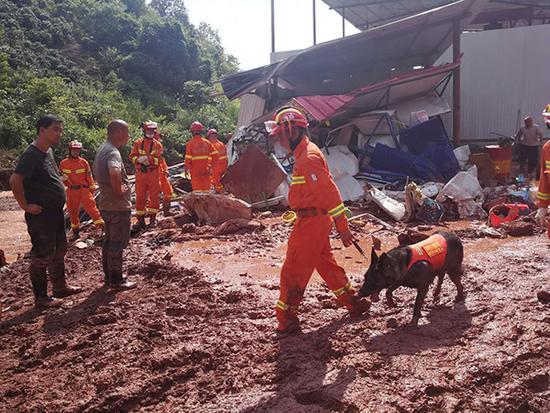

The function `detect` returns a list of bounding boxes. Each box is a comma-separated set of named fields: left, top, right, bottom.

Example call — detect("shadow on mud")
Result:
left=42, top=286, right=116, bottom=335
left=0, top=306, right=44, bottom=332
left=243, top=317, right=361, bottom=413
left=365, top=302, right=472, bottom=357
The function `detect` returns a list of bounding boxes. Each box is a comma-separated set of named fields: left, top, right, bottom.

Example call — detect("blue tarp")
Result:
left=369, top=143, right=443, bottom=182
left=400, top=117, right=459, bottom=181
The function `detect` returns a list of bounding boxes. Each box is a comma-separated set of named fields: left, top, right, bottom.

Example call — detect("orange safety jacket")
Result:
left=537, top=141, right=550, bottom=207
left=288, top=137, right=349, bottom=233
left=184, top=135, right=216, bottom=172
left=210, top=139, right=228, bottom=169
left=407, top=234, right=447, bottom=271
left=59, top=156, right=97, bottom=190
left=130, top=137, right=163, bottom=172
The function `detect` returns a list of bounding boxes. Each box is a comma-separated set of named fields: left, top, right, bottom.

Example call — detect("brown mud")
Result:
left=0, top=196, right=549, bottom=412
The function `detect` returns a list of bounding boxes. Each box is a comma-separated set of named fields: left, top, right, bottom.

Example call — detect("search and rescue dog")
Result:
left=359, top=231, right=464, bottom=326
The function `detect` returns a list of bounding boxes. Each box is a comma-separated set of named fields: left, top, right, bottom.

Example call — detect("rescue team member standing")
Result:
left=130, top=121, right=163, bottom=229
left=535, top=138, right=550, bottom=231
left=515, top=116, right=544, bottom=179
left=10, top=115, right=82, bottom=307
left=93, top=120, right=136, bottom=290
left=184, top=121, right=216, bottom=193
left=153, top=125, right=175, bottom=216
left=59, top=140, right=104, bottom=239
left=266, top=108, right=370, bottom=335
left=207, top=128, right=228, bottom=193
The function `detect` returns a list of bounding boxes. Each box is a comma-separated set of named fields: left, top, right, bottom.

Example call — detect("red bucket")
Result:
left=486, top=145, right=512, bottom=183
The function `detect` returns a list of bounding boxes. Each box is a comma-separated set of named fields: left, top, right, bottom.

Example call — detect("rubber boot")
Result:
left=338, top=291, right=371, bottom=316
left=69, top=228, right=80, bottom=242
left=50, top=266, right=82, bottom=298
left=148, top=214, right=157, bottom=227
left=163, top=200, right=173, bottom=217
left=132, top=216, right=146, bottom=231
left=275, top=306, right=301, bottom=336
left=29, top=265, right=48, bottom=297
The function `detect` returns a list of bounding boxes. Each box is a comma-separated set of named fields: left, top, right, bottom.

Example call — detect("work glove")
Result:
left=137, top=155, right=150, bottom=166
left=535, top=207, right=547, bottom=226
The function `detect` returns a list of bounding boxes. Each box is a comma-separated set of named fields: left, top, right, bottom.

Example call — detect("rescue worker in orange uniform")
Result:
left=535, top=139, right=550, bottom=234
left=59, top=140, right=104, bottom=239
left=184, top=121, right=216, bottom=193
left=265, top=107, right=370, bottom=335
left=130, top=121, right=163, bottom=229
left=207, top=128, right=228, bottom=193
left=152, top=126, right=175, bottom=216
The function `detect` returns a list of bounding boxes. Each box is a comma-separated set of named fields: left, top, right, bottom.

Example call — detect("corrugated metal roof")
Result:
left=222, top=0, right=486, bottom=101
left=292, top=62, right=457, bottom=123
left=322, top=0, right=550, bottom=29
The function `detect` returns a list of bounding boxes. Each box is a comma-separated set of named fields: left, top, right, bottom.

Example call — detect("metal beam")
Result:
left=313, top=0, right=317, bottom=45
left=271, top=0, right=275, bottom=53
left=452, top=22, right=461, bottom=147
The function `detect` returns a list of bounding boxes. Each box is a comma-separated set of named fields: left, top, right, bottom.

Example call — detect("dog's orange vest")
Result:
left=407, top=234, right=447, bottom=271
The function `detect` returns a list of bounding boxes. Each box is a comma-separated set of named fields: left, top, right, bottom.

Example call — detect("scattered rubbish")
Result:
left=500, top=221, right=535, bottom=237
left=436, top=166, right=483, bottom=203
left=488, top=204, right=531, bottom=228
left=368, top=187, right=406, bottom=221
left=453, top=145, right=471, bottom=169
left=420, top=182, right=444, bottom=198
left=475, top=224, right=505, bottom=239
left=397, top=229, right=429, bottom=246
left=457, top=199, right=488, bottom=220
left=323, top=145, right=364, bottom=201
left=181, top=193, right=252, bottom=226
left=75, top=241, right=89, bottom=249
left=158, top=217, right=178, bottom=230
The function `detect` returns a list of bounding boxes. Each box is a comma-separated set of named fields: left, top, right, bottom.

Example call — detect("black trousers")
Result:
left=100, top=210, right=131, bottom=284
left=517, top=144, right=539, bottom=174
left=25, top=208, right=67, bottom=297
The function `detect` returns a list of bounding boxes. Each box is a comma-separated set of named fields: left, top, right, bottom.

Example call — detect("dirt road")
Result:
left=0, top=208, right=548, bottom=412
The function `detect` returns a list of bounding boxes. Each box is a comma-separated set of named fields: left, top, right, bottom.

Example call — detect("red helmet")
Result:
left=68, top=140, right=82, bottom=150
left=142, top=120, right=158, bottom=132
left=207, top=128, right=218, bottom=138
left=265, top=107, right=309, bottom=137
left=190, top=121, right=204, bottom=134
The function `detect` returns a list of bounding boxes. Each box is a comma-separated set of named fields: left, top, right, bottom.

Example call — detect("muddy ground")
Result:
left=0, top=195, right=549, bottom=412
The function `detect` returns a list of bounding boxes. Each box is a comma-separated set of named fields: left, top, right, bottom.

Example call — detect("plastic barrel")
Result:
left=485, top=145, right=513, bottom=182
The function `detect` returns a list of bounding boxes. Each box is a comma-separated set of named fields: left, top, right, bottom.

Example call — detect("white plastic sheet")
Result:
left=368, top=187, right=407, bottom=221
left=436, top=166, right=483, bottom=203
left=323, top=145, right=364, bottom=201
left=453, top=145, right=471, bottom=169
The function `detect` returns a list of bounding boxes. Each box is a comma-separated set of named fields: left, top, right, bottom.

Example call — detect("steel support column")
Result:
left=271, top=0, right=275, bottom=53
left=453, top=23, right=461, bottom=146
left=313, top=0, right=317, bottom=45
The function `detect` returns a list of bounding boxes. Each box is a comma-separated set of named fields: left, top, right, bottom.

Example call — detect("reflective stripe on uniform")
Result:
left=328, top=203, right=346, bottom=217
left=135, top=210, right=147, bottom=216
left=147, top=208, right=159, bottom=214
left=275, top=300, right=288, bottom=311
left=93, top=219, right=104, bottom=225
left=332, top=282, right=351, bottom=297
left=71, top=224, right=79, bottom=229
left=62, top=169, right=72, bottom=174
left=219, top=156, right=228, bottom=160
left=131, top=156, right=139, bottom=163
left=291, top=175, right=306, bottom=185
left=537, top=192, right=550, bottom=200
left=75, top=168, right=86, bottom=174
left=187, top=155, right=210, bottom=160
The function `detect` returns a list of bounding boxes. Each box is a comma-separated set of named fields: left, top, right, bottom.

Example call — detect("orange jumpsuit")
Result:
left=59, top=156, right=103, bottom=230
left=209, top=138, right=228, bottom=193
left=185, top=135, right=216, bottom=193
left=158, top=151, right=174, bottom=201
left=276, top=137, right=359, bottom=332
left=537, top=140, right=550, bottom=208
left=130, top=137, right=163, bottom=216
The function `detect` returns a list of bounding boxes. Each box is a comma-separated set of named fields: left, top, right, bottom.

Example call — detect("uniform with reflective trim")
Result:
left=185, top=134, right=216, bottom=193
left=276, top=136, right=362, bottom=332
left=59, top=156, right=103, bottom=229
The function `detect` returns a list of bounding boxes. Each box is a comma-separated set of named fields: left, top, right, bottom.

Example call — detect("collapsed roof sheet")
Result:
left=221, top=0, right=486, bottom=100
left=293, top=62, right=458, bottom=123
left=322, top=0, right=550, bottom=29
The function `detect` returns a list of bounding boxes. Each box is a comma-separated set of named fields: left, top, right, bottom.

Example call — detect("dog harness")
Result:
left=407, top=234, right=447, bottom=271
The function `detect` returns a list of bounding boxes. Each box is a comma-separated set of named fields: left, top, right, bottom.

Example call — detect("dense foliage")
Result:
left=0, top=0, right=240, bottom=165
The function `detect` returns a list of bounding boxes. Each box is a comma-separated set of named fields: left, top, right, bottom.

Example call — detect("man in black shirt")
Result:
left=10, top=114, right=82, bottom=307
